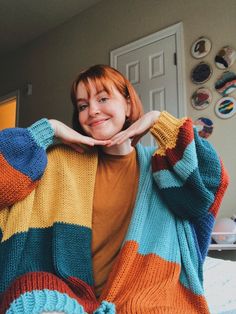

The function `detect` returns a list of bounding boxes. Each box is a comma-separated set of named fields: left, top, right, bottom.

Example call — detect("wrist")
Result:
left=48, top=119, right=59, bottom=137
left=150, top=111, right=161, bottom=126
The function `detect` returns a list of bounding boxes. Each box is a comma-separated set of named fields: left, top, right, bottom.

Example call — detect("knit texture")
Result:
left=0, top=114, right=229, bottom=313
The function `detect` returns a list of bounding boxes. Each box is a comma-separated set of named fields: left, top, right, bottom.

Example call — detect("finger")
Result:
left=108, top=130, right=135, bottom=146
left=93, top=139, right=112, bottom=146
left=115, top=131, right=135, bottom=144
left=79, top=136, right=111, bottom=147
left=107, top=134, right=127, bottom=146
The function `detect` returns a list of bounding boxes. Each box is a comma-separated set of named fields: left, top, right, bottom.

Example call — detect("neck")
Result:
left=101, top=139, right=133, bottom=156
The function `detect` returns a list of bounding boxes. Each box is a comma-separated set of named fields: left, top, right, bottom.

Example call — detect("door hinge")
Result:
left=174, top=52, right=177, bottom=66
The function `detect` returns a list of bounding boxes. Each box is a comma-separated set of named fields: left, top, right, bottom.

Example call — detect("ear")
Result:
left=126, top=97, right=131, bottom=118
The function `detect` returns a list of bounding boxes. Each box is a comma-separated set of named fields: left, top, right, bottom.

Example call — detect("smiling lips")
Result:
left=89, top=118, right=109, bottom=127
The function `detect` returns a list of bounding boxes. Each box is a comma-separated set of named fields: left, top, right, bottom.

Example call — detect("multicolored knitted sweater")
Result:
left=0, top=112, right=228, bottom=314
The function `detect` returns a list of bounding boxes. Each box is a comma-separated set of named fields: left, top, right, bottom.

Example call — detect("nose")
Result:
left=88, top=101, right=100, bottom=117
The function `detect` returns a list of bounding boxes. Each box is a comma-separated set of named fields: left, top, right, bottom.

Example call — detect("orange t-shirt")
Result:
left=92, top=149, right=139, bottom=297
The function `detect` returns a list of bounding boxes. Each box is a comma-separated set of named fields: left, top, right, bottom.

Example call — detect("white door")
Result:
left=111, top=23, right=186, bottom=146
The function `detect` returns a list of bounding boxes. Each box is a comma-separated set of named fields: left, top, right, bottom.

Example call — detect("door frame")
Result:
left=0, top=90, right=20, bottom=127
left=110, top=22, right=186, bottom=117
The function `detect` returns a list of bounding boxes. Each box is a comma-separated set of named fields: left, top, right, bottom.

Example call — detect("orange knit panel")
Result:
left=101, top=241, right=210, bottom=314
left=0, top=154, right=38, bottom=209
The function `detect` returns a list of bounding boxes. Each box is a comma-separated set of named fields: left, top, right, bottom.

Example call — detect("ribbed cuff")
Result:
left=150, top=111, right=186, bottom=149
left=5, top=289, right=85, bottom=314
left=93, top=301, right=116, bottom=313
left=1, top=272, right=92, bottom=314
left=27, top=118, right=55, bottom=150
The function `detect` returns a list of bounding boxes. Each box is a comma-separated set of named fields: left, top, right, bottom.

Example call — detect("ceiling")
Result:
left=0, top=0, right=102, bottom=56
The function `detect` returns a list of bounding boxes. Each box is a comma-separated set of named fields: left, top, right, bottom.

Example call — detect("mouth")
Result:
left=89, top=118, right=109, bottom=127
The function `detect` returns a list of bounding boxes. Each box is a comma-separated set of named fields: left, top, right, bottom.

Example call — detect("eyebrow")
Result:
left=77, top=98, right=87, bottom=103
left=76, top=90, right=108, bottom=103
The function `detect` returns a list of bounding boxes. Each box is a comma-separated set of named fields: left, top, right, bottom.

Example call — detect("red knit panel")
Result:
left=0, top=272, right=98, bottom=314
left=67, top=276, right=99, bottom=313
left=0, top=154, right=38, bottom=209
left=152, top=119, right=194, bottom=172
left=209, top=160, right=230, bottom=217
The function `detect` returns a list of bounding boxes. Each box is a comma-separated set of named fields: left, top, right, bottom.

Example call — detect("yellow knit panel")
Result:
left=1, top=145, right=97, bottom=242
left=150, top=111, right=186, bottom=156
left=0, top=207, right=9, bottom=235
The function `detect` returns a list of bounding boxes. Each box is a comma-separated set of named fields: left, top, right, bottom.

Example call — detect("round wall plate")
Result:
left=191, top=62, right=212, bottom=84
left=191, top=87, right=212, bottom=110
left=194, top=117, right=214, bottom=139
left=215, top=96, right=236, bottom=119
left=215, top=71, right=236, bottom=96
left=191, top=37, right=212, bottom=59
left=215, top=46, right=236, bottom=69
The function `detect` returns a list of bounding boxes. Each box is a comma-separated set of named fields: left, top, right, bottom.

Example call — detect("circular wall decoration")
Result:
left=194, top=117, right=214, bottom=139
left=191, top=37, right=212, bottom=59
left=191, top=62, right=212, bottom=84
left=215, top=97, right=236, bottom=119
left=215, top=71, right=236, bottom=96
left=191, top=87, right=212, bottom=110
left=215, top=46, right=236, bottom=69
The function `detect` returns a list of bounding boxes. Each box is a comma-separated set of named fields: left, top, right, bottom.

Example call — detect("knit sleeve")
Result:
left=150, top=111, right=229, bottom=258
left=0, top=118, right=55, bottom=209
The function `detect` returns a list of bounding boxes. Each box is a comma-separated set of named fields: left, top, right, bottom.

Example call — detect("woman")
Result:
left=0, top=65, right=229, bottom=313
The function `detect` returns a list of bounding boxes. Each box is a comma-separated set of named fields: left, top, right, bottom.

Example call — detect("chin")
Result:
left=91, top=130, right=118, bottom=140
left=92, top=134, right=112, bottom=140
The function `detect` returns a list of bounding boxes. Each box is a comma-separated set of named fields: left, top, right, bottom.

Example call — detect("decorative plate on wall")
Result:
left=191, top=62, right=212, bottom=84
left=191, top=87, right=212, bottom=110
left=194, top=117, right=214, bottom=139
left=215, top=71, right=236, bottom=96
left=215, top=97, right=236, bottom=119
left=215, top=46, right=236, bottom=69
left=191, top=37, right=212, bottom=59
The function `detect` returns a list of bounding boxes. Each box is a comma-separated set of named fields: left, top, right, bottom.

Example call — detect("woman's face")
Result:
left=76, top=80, right=130, bottom=140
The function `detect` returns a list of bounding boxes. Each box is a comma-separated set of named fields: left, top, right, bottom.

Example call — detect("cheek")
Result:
left=77, top=112, right=91, bottom=135
left=78, top=111, right=86, bottom=126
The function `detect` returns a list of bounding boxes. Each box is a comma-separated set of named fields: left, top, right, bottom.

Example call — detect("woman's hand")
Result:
left=49, top=119, right=111, bottom=153
left=108, top=111, right=160, bottom=147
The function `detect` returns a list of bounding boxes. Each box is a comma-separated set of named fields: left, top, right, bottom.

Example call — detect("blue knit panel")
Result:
left=158, top=168, right=215, bottom=219
left=176, top=220, right=204, bottom=295
left=0, top=224, right=93, bottom=293
left=0, top=128, right=47, bottom=181
left=53, top=223, right=93, bottom=286
left=192, top=212, right=215, bottom=261
left=154, top=128, right=222, bottom=219
left=153, top=141, right=198, bottom=189
left=193, top=127, right=221, bottom=196
left=0, top=228, right=54, bottom=293
left=126, top=144, right=205, bottom=296
left=125, top=144, right=181, bottom=264
left=6, top=289, right=85, bottom=314
left=125, top=188, right=181, bottom=264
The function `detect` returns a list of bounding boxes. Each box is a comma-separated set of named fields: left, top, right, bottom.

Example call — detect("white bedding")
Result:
left=203, top=256, right=236, bottom=314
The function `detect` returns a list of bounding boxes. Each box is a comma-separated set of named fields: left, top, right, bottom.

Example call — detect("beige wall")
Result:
left=0, top=0, right=235, bottom=218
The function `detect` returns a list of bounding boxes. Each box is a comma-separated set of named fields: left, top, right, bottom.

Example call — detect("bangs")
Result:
left=79, top=75, right=115, bottom=98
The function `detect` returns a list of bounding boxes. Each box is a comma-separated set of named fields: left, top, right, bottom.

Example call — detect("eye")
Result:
left=98, top=97, right=109, bottom=103
left=78, top=104, right=88, bottom=112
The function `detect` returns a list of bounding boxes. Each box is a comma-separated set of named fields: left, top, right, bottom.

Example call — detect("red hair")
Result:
left=71, top=64, right=143, bottom=134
